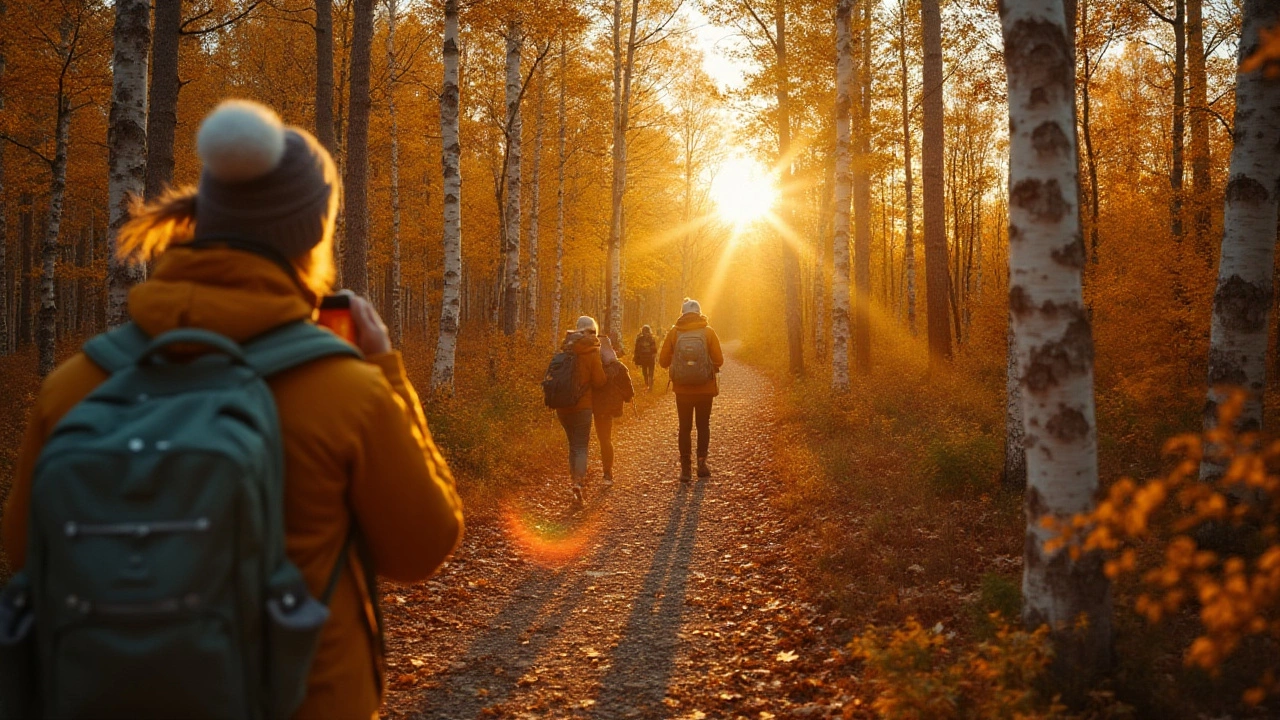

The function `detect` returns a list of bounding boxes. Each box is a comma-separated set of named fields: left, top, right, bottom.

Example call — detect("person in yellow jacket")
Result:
left=659, top=298, right=725, bottom=482
left=556, top=316, right=608, bottom=504
left=0, top=100, right=463, bottom=720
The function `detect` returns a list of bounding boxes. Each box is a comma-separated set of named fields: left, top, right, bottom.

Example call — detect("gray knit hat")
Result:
left=682, top=298, right=701, bottom=315
left=193, top=100, right=339, bottom=259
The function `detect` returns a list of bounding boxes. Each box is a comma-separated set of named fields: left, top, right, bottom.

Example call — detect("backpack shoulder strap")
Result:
left=243, top=321, right=363, bottom=378
left=82, top=322, right=151, bottom=374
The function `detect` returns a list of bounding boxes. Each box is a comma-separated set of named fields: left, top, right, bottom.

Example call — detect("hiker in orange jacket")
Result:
left=593, top=336, right=635, bottom=488
left=0, top=100, right=463, bottom=720
left=659, top=298, right=725, bottom=482
left=556, top=316, right=607, bottom=504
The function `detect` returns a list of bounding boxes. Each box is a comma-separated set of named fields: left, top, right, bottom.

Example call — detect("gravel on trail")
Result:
left=380, top=354, right=860, bottom=719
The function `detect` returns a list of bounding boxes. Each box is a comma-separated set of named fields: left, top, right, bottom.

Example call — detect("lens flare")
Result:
left=711, top=157, right=776, bottom=226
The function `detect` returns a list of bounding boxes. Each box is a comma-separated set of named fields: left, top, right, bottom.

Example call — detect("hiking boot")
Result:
left=601, top=472, right=614, bottom=489
left=679, top=457, right=692, bottom=483
left=697, top=456, right=712, bottom=478
left=571, top=483, right=584, bottom=505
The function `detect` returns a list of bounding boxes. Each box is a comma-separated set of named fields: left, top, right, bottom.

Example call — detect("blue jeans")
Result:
left=557, top=409, right=593, bottom=481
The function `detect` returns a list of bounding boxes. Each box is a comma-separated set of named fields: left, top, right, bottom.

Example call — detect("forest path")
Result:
left=381, top=351, right=852, bottom=719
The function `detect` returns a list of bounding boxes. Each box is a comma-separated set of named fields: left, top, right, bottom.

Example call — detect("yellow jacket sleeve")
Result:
left=587, top=350, right=607, bottom=389
left=658, top=328, right=677, bottom=369
left=349, top=352, right=464, bottom=583
left=707, top=328, right=725, bottom=369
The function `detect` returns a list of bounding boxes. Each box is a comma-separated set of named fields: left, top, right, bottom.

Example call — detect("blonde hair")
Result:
left=116, top=186, right=337, bottom=298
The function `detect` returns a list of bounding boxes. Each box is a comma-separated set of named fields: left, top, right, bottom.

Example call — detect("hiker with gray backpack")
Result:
left=659, top=299, right=725, bottom=482
left=0, top=100, right=463, bottom=720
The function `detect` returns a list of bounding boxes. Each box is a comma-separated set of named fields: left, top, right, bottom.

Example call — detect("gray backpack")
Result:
left=670, top=328, right=715, bottom=385
left=0, top=321, right=361, bottom=720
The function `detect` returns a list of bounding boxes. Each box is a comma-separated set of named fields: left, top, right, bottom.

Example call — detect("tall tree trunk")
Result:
left=777, top=0, right=805, bottom=376
left=432, top=0, right=462, bottom=393
left=1000, top=0, right=1110, bottom=703
left=342, top=0, right=373, bottom=295
left=526, top=62, right=545, bottom=338
left=1171, top=0, right=1186, bottom=242
left=19, top=200, right=31, bottom=348
left=315, top=0, right=337, bottom=154
left=0, top=1, right=8, bottom=356
left=607, top=0, right=640, bottom=340
left=899, top=0, right=916, bottom=335
left=551, top=39, right=566, bottom=348
left=831, top=0, right=854, bottom=392
left=1003, top=312, right=1027, bottom=489
left=815, top=158, right=831, bottom=361
left=853, top=0, right=872, bottom=373
left=40, top=98, right=71, bottom=376
left=144, top=0, right=180, bottom=199
left=107, top=0, right=150, bottom=328
left=1201, top=0, right=1280, bottom=474
left=921, top=0, right=951, bottom=365
left=1187, top=0, right=1210, bottom=255
left=1080, top=0, right=1100, bottom=264
left=501, top=21, right=523, bottom=336
left=386, top=0, right=402, bottom=346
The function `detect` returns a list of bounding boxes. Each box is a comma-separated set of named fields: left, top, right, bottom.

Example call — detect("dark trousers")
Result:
left=557, top=409, right=593, bottom=481
left=676, top=395, right=713, bottom=459
left=593, top=412, right=614, bottom=475
left=637, top=359, right=655, bottom=388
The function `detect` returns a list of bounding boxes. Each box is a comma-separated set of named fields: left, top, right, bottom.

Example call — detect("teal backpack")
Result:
left=0, top=320, right=361, bottom=720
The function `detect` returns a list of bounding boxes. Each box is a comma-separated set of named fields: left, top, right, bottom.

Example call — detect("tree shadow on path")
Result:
left=591, top=478, right=706, bottom=718
left=409, top=548, right=599, bottom=719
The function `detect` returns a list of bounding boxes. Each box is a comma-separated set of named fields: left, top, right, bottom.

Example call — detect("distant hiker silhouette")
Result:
left=633, top=324, right=658, bottom=390
left=0, top=99, right=463, bottom=720
left=659, top=299, right=725, bottom=481
left=544, top=315, right=607, bottom=505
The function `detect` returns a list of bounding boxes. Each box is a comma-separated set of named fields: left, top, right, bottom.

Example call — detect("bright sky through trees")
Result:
left=711, top=156, right=776, bottom=227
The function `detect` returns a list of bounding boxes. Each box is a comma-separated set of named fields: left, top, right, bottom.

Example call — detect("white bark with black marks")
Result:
left=501, top=21, right=523, bottom=336
left=526, top=63, right=545, bottom=338
left=1202, top=0, right=1280, bottom=475
left=831, top=0, right=854, bottom=392
left=39, top=98, right=71, bottom=377
left=432, top=0, right=462, bottom=393
left=107, top=0, right=150, bottom=328
left=999, top=0, right=1110, bottom=701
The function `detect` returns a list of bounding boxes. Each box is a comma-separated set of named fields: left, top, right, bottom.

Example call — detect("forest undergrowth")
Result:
left=739, top=299, right=1280, bottom=718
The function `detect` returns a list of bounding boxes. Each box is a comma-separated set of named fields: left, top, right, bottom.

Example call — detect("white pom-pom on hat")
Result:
left=197, top=99, right=287, bottom=183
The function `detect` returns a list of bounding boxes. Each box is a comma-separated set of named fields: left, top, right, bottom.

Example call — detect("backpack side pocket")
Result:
left=0, top=573, right=37, bottom=720
left=265, top=565, right=329, bottom=720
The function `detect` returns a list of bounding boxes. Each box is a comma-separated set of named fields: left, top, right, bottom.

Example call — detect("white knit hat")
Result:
left=575, top=315, right=599, bottom=333
left=682, top=298, right=701, bottom=315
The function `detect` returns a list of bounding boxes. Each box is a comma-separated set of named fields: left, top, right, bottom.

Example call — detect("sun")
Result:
left=711, top=156, right=776, bottom=226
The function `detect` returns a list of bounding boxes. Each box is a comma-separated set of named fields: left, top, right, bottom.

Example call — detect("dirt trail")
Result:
left=382, top=353, right=853, bottom=719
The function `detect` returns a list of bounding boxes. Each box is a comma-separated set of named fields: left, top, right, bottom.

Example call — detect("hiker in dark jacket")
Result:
left=633, top=324, right=658, bottom=390
left=556, top=316, right=607, bottom=504
left=659, top=299, right=725, bottom=482
left=593, top=336, right=635, bottom=488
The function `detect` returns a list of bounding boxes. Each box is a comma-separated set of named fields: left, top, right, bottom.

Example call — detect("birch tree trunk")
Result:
left=501, top=20, right=523, bottom=336
left=315, top=0, right=337, bottom=153
left=385, top=0, right=403, bottom=346
left=342, top=0, right=373, bottom=295
left=831, top=0, right=854, bottom=392
left=607, top=0, right=640, bottom=340
left=922, top=0, right=951, bottom=365
left=899, top=0, right=916, bottom=335
left=1000, top=0, right=1110, bottom=700
left=853, top=0, right=872, bottom=374
left=40, top=98, right=71, bottom=377
left=1201, top=0, right=1280, bottom=474
left=144, top=0, right=180, bottom=199
left=106, top=0, right=150, bottom=328
left=432, top=0, right=463, bottom=393
left=1171, top=0, right=1186, bottom=242
left=551, top=39, right=566, bottom=348
left=527, top=63, right=545, bottom=338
